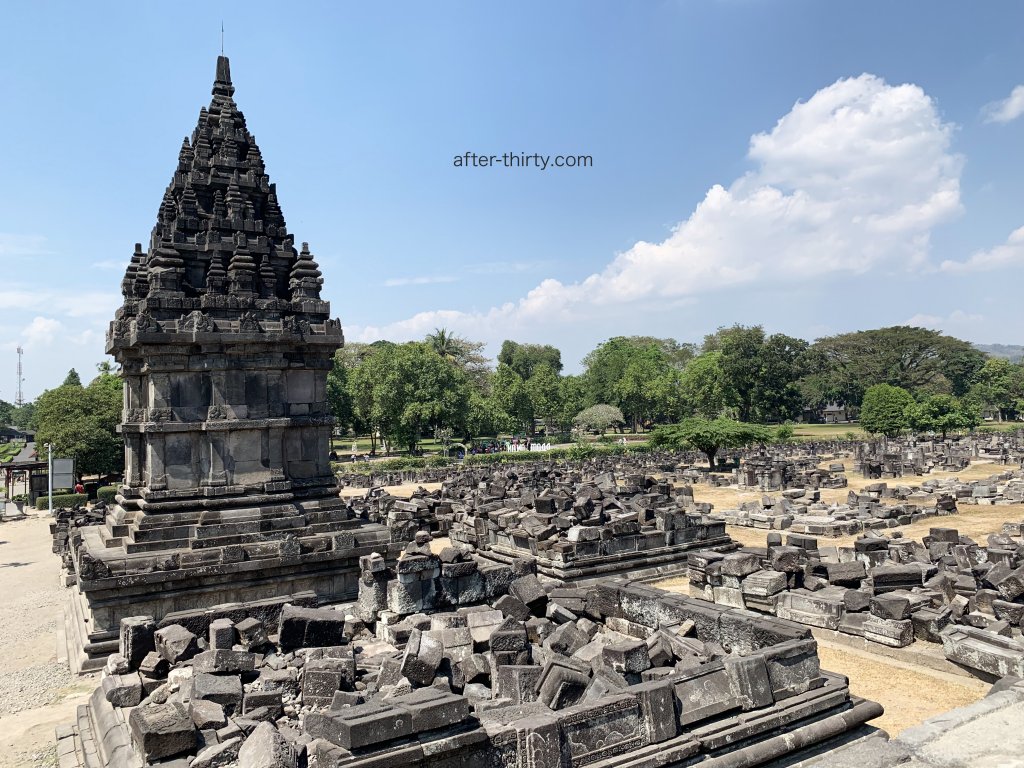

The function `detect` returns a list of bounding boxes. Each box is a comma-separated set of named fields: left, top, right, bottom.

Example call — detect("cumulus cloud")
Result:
left=21, top=316, right=63, bottom=349
left=940, top=226, right=1024, bottom=273
left=983, top=85, right=1024, bottom=124
left=352, top=74, right=963, bottom=344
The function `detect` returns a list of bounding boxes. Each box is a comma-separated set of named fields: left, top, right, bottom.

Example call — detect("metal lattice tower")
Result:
left=15, top=346, right=24, bottom=407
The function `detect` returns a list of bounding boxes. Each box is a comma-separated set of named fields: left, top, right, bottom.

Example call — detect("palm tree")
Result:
left=426, top=327, right=459, bottom=362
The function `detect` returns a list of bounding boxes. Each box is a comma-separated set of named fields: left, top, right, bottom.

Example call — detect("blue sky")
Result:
left=1, top=1, right=1023, bottom=399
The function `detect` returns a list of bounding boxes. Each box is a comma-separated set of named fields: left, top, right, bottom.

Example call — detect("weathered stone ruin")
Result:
left=60, top=545, right=882, bottom=768
left=735, top=452, right=848, bottom=491
left=688, top=522, right=1024, bottom=679
left=714, top=481, right=959, bottom=536
left=63, top=56, right=393, bottom=673
left=434, top=465, right=735, bottom=582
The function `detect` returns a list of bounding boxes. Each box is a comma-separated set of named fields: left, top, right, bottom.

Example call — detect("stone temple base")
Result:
left=64, top=493, right=396, bottom=673
left=478, top=536, right=738, bottom=585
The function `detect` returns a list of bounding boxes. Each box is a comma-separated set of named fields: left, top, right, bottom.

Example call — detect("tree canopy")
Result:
left=906, top=394, right=981, bottom=439
left=573, top=404, right=624, bottom=435
left=649, top=417, right=773, bottom=469
left=34, top=365, right=123, bottom=478
left=859, top=384, right=915, bottom=438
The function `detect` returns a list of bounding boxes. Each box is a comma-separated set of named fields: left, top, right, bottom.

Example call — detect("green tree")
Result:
left=809, top=327, right=986, bottom=405
left=677, top=352, right=728, bottom=419
left=10, top=401, right=36, bottom=430
left=965, top=358, right=1024, bottom=421
left=63, top=368, right=82, bottom=387
left=493, top=364, right=534, bottom=434
left=498, top=341, right=563, bottom=380
left=348, top=342, right=471, bottom=454
left=526, top=363, right=562, bottom=434
left=34, top=365, right=123, bottom=477
left=859, top=384, right=915, bottom=438
left=327, top=350, right=358, bottom=435
left=573, top=404, right=624, bottom=435
left=426, top=328, right=491, bottom=392
left=649, top=418, right=773, bottom=469
left=624, top=337, right=696, bottom=369
left=556, top=375, right=587, bottom=433
left=613, top=344, right=671, bottom=431
left=0, top=398, right=13, bottom=427
left=753, top=333, right=809, bottom=422
left=704, top=325, right=764, bottom=422
left=906, top=394, right=981, bottom=439
left=465, top=390, right=513, bottom=438
left=583, top=337, right=678, bottom=427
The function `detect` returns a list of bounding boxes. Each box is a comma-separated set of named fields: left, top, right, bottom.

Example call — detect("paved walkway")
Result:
left=12, top=442, right=37, bottom=463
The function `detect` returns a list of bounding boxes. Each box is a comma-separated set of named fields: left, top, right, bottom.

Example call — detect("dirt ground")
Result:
left=339, top=482, right=443, bottom=499
left=0, top=515, right=97, bottom=768
left=686, top=459, right=1022, bottom=549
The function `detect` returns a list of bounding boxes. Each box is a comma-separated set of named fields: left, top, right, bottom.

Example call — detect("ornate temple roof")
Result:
left=115, top=56, right=329, bottom=324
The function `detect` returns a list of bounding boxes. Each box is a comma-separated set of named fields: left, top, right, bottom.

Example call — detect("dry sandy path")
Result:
left=0, top=515, right=96, bottom=768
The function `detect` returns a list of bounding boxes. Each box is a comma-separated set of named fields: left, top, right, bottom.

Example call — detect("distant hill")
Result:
left=974, top=343, right=1024, bottom=363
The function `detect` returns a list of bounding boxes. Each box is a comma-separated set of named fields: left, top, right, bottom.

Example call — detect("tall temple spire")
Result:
left=112, top=55, right=328, bottom=327
left=213, top=54, right=233, bottom=98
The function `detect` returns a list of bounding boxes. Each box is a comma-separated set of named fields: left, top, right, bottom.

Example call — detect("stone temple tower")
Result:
left=65, top=57, right=392, bottom=672
left=110, top=56, right=342, bottom=521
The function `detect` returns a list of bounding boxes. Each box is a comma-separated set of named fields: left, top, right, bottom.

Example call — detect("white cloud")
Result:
left=382, top=275, right=457, bottom=287
left=0, top=233, right=52, bottom=258
left=353, top=74, right=963, bottom=344
left=940, top=226, right=1024, bottom=273
left=983, top=85, right=1024, bottom=124
left=0, top=287, right=120, bottom=318
left=21, top=316, right=63, bottom=349
left=905, top=309, right=983, bottom=329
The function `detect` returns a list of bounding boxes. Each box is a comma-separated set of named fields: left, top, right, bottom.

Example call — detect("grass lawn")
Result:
left=791, top=423, right=867, bottom=439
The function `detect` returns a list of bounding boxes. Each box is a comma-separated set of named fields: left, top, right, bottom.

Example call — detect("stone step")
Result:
left=124, top=537, right=193, bottom=554
left=128, top=524, right=194, bottom=544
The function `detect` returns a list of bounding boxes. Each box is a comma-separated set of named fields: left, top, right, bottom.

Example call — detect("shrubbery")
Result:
left=96, top=485, right=118, bottom=503
left=36, top=492, right=87, bottom=510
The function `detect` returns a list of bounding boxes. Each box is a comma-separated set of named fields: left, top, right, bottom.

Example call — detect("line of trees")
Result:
left=327, top=324, right=1012, bottom=454
left=6, top=323, right=1018, bottom=474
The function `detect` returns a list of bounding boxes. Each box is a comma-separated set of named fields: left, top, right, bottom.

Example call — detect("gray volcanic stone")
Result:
left=602, top=638, right=652, bottom=673
left=128, top=702, right=197, bottom=762
left=155, top=624, right=201, bottom=664
left=278, top=605, right=347, bottom=650
left=304, top=702, right=414, bottom=750
left=102, top=672, right=143, bottom=708
left=235, top=618, right=268, bottom=649
left=209, top=618, right=236, bottom=650
left=509, top=574, right=548, bottom=614
left=192, top=673, right=243, bottom=713
left=192, top=649, right=256, bottom=674
left=237, top=722, right=297, bottom=768
left=190, top=698, right=227, bottom=730
left=401, top=628, right=443, bottom=685
left=192, top=736, right=242, bottom=768
left=391, top=687, right=470, bottom=730
left=120, top=616, right=157, bottom=669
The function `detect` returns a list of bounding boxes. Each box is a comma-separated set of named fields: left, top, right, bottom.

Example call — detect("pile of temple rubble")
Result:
left=60, top=536, right=881, bottom=768
left=361, top=466, right=736, bottom=581
left=688, top=522, right=1024, bottom=679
